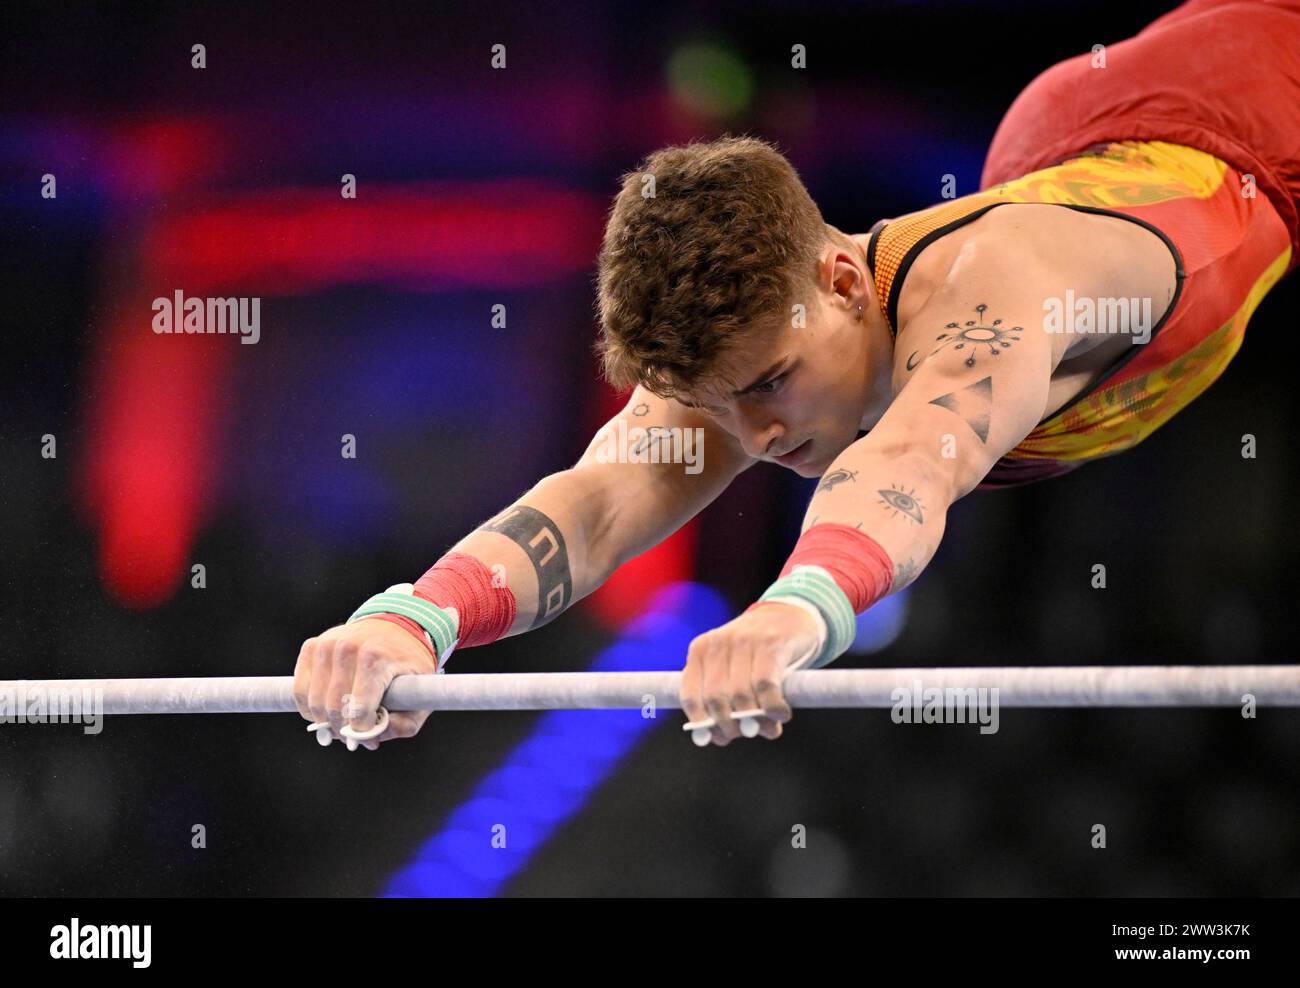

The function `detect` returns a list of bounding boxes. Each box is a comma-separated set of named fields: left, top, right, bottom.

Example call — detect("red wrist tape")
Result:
left=775, top=522, right=894, bottom=612
left=370, top=552, right=517, bottom=659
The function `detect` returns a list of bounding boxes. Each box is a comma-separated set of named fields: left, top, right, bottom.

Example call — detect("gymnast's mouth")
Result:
left=774, top=439, right=811, bottom=467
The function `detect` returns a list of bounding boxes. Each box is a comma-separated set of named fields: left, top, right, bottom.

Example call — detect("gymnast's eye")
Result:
left=752, top=372, right=788, bottom=396
left=681, top=396, right=727, bottom=416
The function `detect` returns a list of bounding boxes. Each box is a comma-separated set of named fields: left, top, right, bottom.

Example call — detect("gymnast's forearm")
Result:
left=295, top=470, right=619, bottom=743
left=440, top=468, right=617, bottom=637
left=800, top=443, right=955, bottom=594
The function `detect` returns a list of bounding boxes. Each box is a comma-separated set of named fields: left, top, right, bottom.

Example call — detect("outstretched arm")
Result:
left=800, top=273, right=1056, bottom=594
left=292, top=385, right=755, bottom=747
left=682, top=246, right=1061, bottom=745
left=439, top=385, right=756, bottom=635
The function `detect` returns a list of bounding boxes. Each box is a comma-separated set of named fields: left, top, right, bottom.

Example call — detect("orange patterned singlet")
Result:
left=866, top=140, right=1292, bottom=488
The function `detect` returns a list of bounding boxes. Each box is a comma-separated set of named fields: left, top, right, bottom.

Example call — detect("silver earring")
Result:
left=855, top=304, right=864, bottom=321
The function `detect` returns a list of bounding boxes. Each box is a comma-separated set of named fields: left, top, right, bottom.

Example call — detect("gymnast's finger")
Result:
left=679, top=645, right=715, bottom=744
left=293, top=637, right=320, bottom=722
left=345, top=648, right=424, bottom=747
left=321, top=639, right=359, bottom=733
left=344, top=645, right=395, bottom=737
left=373, top=709, right=430, bottom=745
left=700, top=636, right=741, bottom=745
left=750, top=646, right=791, bottom=740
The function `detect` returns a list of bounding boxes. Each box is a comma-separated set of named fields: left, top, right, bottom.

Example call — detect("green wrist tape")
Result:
left=348, top=591, right=459, bottom=668
left=758, top=566, right=857, bottom=668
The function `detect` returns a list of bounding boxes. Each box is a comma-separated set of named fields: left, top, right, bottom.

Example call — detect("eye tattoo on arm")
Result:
left=878, top=485, right=924, bottom=524
left=478, top=505, right=573, bottom=628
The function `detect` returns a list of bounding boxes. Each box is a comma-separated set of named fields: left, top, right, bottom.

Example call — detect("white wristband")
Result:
left=760, top=593, right=828, bottom=671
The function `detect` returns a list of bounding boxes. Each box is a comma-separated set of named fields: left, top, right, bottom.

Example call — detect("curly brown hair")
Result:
left=593, top=135, right=830, bottom=400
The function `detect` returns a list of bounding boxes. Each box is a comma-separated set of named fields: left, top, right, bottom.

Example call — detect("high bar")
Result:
left=0, top=666, right=1298, bottom=716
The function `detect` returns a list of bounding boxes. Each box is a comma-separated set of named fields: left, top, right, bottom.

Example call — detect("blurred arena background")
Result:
left=1, top=0, right=1297, bottom=896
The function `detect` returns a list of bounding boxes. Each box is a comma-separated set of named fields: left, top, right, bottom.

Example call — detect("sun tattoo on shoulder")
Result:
left=935, top=303, right=1022, bottom=368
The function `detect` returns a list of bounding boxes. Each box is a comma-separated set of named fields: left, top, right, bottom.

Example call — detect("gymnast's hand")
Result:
left=293, top=619, right=439, bottom=750
left=679, top=602, right=821, bottom=746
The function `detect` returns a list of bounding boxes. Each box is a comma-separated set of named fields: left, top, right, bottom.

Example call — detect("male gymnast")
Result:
left=294, top=0, right=1300, bottom=747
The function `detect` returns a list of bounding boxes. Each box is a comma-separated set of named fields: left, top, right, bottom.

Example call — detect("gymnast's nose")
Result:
left=733, top=404, right=785, bottom=460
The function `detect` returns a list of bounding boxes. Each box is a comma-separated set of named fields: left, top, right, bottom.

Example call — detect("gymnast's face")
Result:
left=676, top=245, right=890, bottom=478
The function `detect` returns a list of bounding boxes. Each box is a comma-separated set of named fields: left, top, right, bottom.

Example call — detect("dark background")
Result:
left=1, top=0, right=1296, bottom=896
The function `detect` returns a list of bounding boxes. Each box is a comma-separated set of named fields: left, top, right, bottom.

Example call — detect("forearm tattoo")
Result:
left=817, top=467, right=858, bottom=493
left=891, top=557, right=921, bottom=592
left=878, top=485, right=924, bottom=524
left=479, top=505, right=573, bottom=629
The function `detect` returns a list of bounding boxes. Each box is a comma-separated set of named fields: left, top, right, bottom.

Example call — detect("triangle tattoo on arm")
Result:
left=928, top=375, right=992, bottom=443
